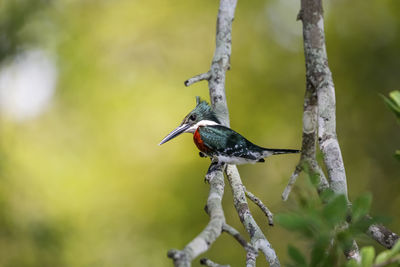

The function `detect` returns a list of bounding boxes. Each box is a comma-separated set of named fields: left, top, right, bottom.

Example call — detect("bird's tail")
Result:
left=262, top=148, right=300, bottom=157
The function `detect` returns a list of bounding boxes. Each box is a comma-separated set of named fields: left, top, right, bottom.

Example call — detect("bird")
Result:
left=159, top=97, right=300, bottom=165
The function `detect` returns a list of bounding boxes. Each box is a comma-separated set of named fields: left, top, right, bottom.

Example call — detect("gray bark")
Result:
left=368, top=224, right=399, bottom=249
left=290, top=0, right=359, bottom=260
left=226, top=166, right=280, bottom=267
left=282, top=0, right=399, bottom=258
left=169, top=0, right=280, bottom=266
left=167, top=167, right=225, bottom=267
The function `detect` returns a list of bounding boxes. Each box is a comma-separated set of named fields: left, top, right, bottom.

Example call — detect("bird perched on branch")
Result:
left=159, top=97, right=300, bottom=165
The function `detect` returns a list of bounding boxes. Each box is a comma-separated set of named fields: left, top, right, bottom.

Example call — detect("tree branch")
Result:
left=185, top=72, right=211, bottom=87
left=299, top=0, right=349, bottom=200
left=281, top=71, right=329, bottom=201
left=298, top=0, right=400, bottom=253
left=222, top=223, right=251, bottom=250
left=222, top=224, right=259, bottom=267
left=168, top=166, right=225, bottom=267
left=226, top=166, right=280, bottom=267
left=200, top=258, right=230, bottom=267
left=368, top=224, right=399, bottom=249
left=169, top=0, right=279, bottom=266
left=286, top=0, right=360, bottom=260
left=284, top=0, right=400, bottom=259
left=207, top=0, right=280, bottom=265
left=207, top=0, right=236, bottom=127
left=244, top=186, right=274, bottom=226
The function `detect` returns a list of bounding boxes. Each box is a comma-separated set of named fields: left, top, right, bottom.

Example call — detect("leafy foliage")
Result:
left=276, top=173, right=378, bottom=267
left=346, top=242, right=400, bottom=267
left=0, top=1, right=399, bottom=265
left=277, top=168, right=400, bottom=267
left=0, top=0, right=51, bottom=62
left=381, top=90, right=400, bottom=161
left=381, top=91, right=400, bottom=122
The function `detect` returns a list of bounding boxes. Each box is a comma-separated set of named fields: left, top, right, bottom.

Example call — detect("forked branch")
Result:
left=282, top=0, right=398, bottom=257
left=244, top=186, right=274, bottom=226
left=168, top=0, right=280, bottom=266
left=167, top=165, right=225, bottom=267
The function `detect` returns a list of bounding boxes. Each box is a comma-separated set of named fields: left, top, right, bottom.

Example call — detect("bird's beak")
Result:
left=159, top=123, right=190, bottom=145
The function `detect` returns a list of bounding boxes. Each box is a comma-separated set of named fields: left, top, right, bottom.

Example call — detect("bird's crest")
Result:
left=192, top=96, right=220, bottom=123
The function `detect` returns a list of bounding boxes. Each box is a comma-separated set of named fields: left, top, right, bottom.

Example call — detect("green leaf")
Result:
left=375, top=251, right=391, bottom=264
left=275, top=214, right=307, bottom=231
left=304, top=164, right=319, bottom=187
left=374, top=240, right=400, bottom=265
left=350, top=216, right=374, bottom=233
left=381, top=91, right=400, bottom=120
left=391, top=240, right=400, bottom=254
left=310, top=236, right=330, bottom=267
left=320, top=189, right=335, bottom=203
left=288, top=245, right=307, bottom=266
left=389, top=90, right=400, bottom=107
left=345, top=259, right=360, bottom=267
left=382, top=92, right=400, bottom=113
left=337, top=231, right=354, bottom=252
left=322, top=194, right=348, bottom=227
left=352, top=193, right=372, bottom=221
left=374, top=239, right=400, bottom=265
left=361, top=246, right=375, bottom=267
left=376, top=240, right=400, bottom=263
left=276, top=213, right=319, bottom=238
left=394, top=150, right=400, bottom=161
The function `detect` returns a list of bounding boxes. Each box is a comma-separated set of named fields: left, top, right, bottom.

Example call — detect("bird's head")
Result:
left=159, top=96, right=220, bottom=145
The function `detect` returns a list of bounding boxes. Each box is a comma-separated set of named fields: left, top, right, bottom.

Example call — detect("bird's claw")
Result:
left=205, top=161, right=224, bottom=183
left=204, top=174, right=211, bottom=184
left=199, top=152, right=207, bottom=158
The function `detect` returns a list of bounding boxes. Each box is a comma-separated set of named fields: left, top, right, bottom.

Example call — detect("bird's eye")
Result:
left=189, top=114, right=197, bottom=121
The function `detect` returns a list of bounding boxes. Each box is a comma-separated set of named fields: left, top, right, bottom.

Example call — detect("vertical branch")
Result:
left=297, top=0, right=357, bottom=260
left=281, top=1, right=329, bottom=201
left=208, top=0, right=236, bottom=127
left=171, top=0, right=280, bottom=266
left=207, top=1, right=280, bottom=265
left=298, top=0, right=349, bottom=199
left=283, top=0, right=400, bottom=254
left=298, top=0, right=335, bottom=195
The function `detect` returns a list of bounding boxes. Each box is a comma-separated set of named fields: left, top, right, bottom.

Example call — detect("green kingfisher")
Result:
left=159, top=97, right=300, bottom=165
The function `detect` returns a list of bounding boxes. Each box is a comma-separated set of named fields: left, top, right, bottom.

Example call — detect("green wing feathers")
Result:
left=198, top=125, right=263, bottom=160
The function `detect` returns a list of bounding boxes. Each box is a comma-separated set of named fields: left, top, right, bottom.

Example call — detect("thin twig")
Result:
left=222, top=223, right=251, bottom=250
left=244, top=186, right=274, bottom=226
left=282, top=164, right=302, bottom=201
left=226, top=165, right=280, bottom=267
left=184, top=72, right=211, bottom=87
left=200, top=258, right=230, bottom=267
left=222, top=223, right=258, bottom=267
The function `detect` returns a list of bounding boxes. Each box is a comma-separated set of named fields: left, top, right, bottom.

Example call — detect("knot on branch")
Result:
left=297, top=9, right=303, bottom=21
left=167, top=249, right=188, bottom=265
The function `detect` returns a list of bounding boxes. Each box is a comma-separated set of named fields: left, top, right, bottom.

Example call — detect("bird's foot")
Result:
left=205, top=161, right=224, bottom=183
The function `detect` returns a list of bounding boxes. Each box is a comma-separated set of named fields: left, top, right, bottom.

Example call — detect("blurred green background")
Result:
left=0, top=0, right=399, bottom=266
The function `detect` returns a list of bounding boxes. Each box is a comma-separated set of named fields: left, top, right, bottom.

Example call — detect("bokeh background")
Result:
left=0, top=0, right=399, bottom=266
